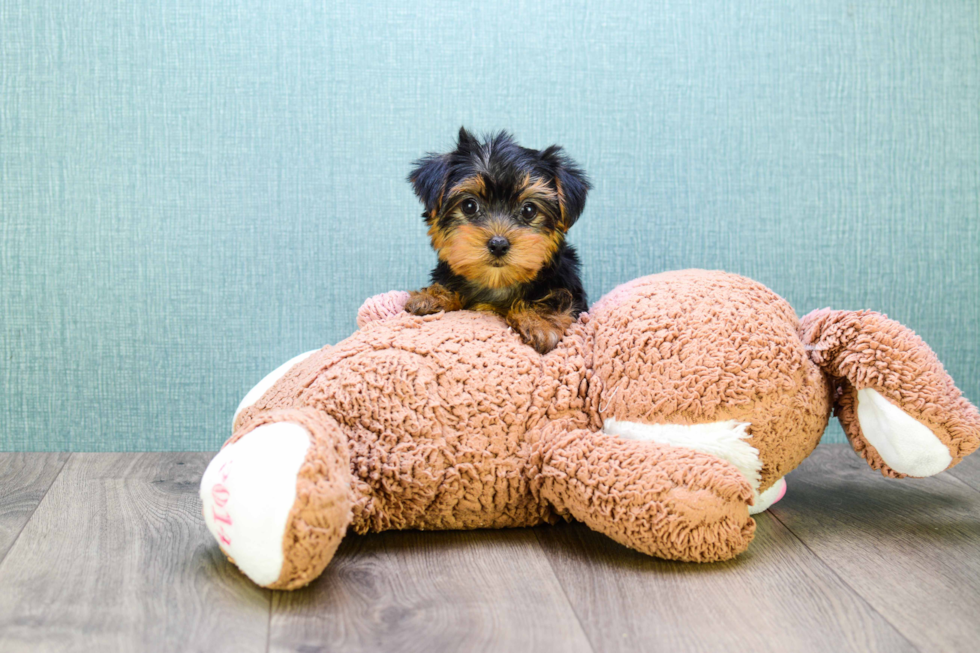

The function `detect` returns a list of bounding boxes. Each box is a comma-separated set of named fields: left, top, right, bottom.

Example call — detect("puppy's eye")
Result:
left=520, top=203, right=537, bottom=221
left=460, top=199, right=478, bottom=216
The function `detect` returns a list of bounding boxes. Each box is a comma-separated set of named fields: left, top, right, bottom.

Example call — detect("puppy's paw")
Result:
left=506, top=305, right=574, bottom=354
left=405, top=284, right=463, bottom=316
left=517, top=323, right=564, bottom=354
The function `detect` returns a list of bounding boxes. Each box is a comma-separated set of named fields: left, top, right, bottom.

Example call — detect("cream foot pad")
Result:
left=856, top=388, right=952, bottom=477
left=200, top=422, right=311, bottom=586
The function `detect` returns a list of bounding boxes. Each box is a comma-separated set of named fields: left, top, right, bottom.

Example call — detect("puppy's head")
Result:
left=409, top=128, right=590, bottom=290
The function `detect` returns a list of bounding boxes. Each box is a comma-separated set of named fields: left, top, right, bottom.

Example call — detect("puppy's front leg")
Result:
left=506, top=300, right=575, bottom=354
left=405, top=283, right=464, bottom=316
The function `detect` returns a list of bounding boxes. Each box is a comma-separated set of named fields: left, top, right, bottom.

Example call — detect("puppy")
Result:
left=405, top=128, right=591, bottom=354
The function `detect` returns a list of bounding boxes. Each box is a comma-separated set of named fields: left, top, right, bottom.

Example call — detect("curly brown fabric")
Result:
left=799, top=308, right=980, bottom=476
left=586, top=270, right=833, bottom=492
left=211, top=270, right=980, bottom=588
left=229, top=407, right=352, bottom=590
left=530, top=419, right=756, bottom=561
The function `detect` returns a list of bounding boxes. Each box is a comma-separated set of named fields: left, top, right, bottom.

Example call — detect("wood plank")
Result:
left=770, top=445, right=980, bottom=653
left=270, top=528, right=594, bottom=653
left=0, top=453, right=70, bottom=561
left=946, top=451, right=980, bottom=493
left=0, top=453, right=270, bottom=653
left=536, top=510, right=913, bottom=653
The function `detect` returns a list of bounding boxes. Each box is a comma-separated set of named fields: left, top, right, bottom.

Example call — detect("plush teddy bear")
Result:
left=200, top=269, right=980, bottom=590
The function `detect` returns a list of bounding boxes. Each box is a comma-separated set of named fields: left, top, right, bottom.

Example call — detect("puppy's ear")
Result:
left=408, top=153, right=450, bottom=223
left=410, top=128, right=477, bottom=221
left=541, top=145, right=591, bottom=231
left=457, top=126, right=477, bottom=150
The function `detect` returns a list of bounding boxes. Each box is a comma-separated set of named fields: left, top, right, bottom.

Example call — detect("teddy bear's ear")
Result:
left=408, top=152, right=451, bottom=223
left=540, top=145, right=591, bottom=232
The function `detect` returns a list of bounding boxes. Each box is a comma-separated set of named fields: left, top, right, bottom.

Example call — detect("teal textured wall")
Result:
left=2, top=1, right=978, bottom=451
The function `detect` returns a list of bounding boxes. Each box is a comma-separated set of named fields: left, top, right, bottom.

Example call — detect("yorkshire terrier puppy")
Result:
left=405, top=128, right=590, bottom=353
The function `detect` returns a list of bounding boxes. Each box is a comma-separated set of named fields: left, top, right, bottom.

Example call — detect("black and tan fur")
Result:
left=406, top=128, right=591, bottom=353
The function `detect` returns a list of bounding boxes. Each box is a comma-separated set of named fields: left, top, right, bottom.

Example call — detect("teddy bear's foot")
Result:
left=800, top=308, right=980, bottom=478
left=201, top=409, right=353, bottom=589
left=201, top=421, right=312, bottom=586
left=854, top=387, right=951, bottom=476
left=836, top=385, right=969, bottom=478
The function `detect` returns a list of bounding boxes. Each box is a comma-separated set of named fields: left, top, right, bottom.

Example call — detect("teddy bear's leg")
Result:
left=532, top=421, right=757, bottom=562
left=200, top=407, right=352, bottom=590
left=800, top=309, right=980, bottom=478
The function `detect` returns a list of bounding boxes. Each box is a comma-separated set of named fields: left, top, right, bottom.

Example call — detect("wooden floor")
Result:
left=0, top=446, right=978, bottom=652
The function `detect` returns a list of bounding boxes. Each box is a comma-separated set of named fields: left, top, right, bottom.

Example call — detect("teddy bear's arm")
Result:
left=530, top=420, right=756, bottom=562
left=356, top=290, right=412, bottom=327
left=800, top=308, right=980, bottom=477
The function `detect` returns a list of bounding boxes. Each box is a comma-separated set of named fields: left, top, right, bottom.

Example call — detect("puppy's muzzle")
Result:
left=487, top=236, right=511, bottom=258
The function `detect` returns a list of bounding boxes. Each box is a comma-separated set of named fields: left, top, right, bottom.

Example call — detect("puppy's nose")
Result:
left=487, top=236, right=511, bottom=258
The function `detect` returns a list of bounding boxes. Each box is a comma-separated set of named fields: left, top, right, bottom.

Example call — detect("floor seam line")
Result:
left=0, top=452, right=72, bottom=570
left=767, top=507, right=923, bottom=653
left=265, top=588, right=273, bottom=653
left=533, top=528, right=600, bottom=653
left=942, top=468, right=980, bottom=495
